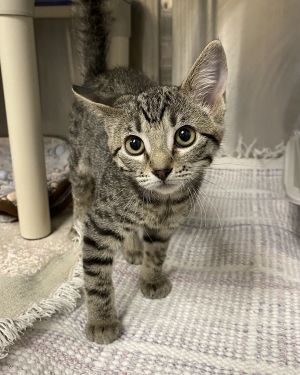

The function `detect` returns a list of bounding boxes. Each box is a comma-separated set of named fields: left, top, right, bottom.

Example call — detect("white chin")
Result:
left=151, top=183, right=180, bottom=195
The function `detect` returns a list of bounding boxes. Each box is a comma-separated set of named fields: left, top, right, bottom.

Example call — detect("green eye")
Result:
left=175, top=126, right=196, bottom=147
left=125, top=136, right=145, bottom=155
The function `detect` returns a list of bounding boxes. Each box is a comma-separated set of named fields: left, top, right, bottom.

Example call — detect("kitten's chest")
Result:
left=143, top=200, right=189, bottom=229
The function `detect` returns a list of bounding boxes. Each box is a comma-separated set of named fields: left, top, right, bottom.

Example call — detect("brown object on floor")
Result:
left=0, top=179, right=72, bottom=220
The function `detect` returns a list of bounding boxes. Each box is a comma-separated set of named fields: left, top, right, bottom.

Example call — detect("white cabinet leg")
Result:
left=0, top=10, right=51, bottom=239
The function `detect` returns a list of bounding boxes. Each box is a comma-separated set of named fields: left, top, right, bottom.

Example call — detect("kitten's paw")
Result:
left=124, top=250, right=143, bottom=265
left=140, top=276, right=172, bottom=299
left=85, top=319, right=121, bottom=345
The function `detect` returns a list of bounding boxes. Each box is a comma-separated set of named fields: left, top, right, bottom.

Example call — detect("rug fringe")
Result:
left=0, top=258, right=83, bottom=359
left=219, top=136, right=286, bottom=159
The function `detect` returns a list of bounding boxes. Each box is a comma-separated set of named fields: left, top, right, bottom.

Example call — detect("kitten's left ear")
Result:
left=72, top=85, right=119, bottom=116
left=180, top=40, right=228, bottom=108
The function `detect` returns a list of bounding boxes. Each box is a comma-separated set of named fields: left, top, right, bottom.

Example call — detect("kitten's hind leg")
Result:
left=123, top=231, right=143, bottom=265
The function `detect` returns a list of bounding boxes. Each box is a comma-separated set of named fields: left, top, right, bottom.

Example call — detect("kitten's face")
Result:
left=111, top=88, right=224, bottom=195
left=74, top=40, right=227, bottom=196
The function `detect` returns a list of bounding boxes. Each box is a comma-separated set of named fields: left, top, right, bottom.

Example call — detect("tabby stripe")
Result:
left=201, top=133, right=220, bottom=146
left=86, top=288, right=110, bottom=299
left=159, top=102, right=167, bottom=121
left=114, top=212, right=135, bottom=226
left=169, top=110, right=177, bottom=127
left=141, top=107, right=152, bottom=123
left=83, top=268, right=100, bottom=277
left=83, top=236, right=108, bottom=251
left=83, top=256, right=113, bottom=266
left=203, top=155, right=213, bottom=164
left=83, top=236, right=97, bottom=248
left=134, top=116, right=141, bottom=132
left=95, top=208, right=136, bottom=226
left=88, top=216, right=123, bottom=242
left=112, top=147, right=121, bottom=157
left=143, top=233, right=169, bottom=243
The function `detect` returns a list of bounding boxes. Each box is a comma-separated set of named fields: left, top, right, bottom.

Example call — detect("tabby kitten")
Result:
left=70, top=0, right=228, bottom=344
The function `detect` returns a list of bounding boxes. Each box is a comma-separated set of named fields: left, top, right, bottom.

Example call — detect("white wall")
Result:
left=1, top=0, right=299, bottom=150
left=218, top=0, right=300, bottom=151
left=173, top=0, right=300, bottom=152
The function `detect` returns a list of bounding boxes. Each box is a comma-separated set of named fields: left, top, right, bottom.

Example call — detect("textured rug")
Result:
left=1, top=156, right=300, bottom=374
left=0, top=207, right=82, bottom=359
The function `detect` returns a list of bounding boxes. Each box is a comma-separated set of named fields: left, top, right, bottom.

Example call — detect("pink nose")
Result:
left=152, top=168, right=172, bottom=181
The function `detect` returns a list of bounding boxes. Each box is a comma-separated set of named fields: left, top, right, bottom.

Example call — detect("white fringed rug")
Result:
left=1, top=157, right=300, bottom=375
left=0, top=207, right=82, bottom=359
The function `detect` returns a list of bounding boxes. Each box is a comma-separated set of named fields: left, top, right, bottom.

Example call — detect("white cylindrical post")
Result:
left=0, top=0, right=51, bottom=239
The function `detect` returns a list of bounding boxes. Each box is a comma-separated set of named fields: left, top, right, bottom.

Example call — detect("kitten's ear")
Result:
left=180, top=40, right=228, bottom=108
left=72, top=85, right=119, bottom=116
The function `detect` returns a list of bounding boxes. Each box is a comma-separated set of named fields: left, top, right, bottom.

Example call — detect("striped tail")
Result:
left=73, top=0, right=110, bottom=82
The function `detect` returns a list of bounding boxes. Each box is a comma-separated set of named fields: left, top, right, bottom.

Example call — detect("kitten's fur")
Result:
left=70, top=0, right=228, bottom=344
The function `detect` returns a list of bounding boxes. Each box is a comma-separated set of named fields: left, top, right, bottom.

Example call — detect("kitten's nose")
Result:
left=152, top=168, right=172, bottom=181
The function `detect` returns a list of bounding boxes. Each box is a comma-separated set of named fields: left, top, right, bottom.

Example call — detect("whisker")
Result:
left=191, top=186, right=207, bottom=228
left=198, top=189, right=222, bottom=228
left=201, top=177, right=227, bottom=192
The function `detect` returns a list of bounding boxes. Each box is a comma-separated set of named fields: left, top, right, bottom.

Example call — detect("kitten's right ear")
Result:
left=72, top=85, right=119, bottom=116
left=180, top=40, right=228, bottom=109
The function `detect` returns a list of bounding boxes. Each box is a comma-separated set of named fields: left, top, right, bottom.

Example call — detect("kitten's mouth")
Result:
left=151, top=181, right=180, bottom=194
left=139, top=178, right=183, bottom=195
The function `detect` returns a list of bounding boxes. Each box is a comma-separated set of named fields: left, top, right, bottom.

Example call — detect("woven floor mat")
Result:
left=1, top=157, right=300, bottom=374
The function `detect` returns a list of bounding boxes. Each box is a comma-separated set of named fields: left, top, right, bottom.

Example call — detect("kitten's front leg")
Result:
left=123, top=230, right=143, bottom=265
left=83, top=214, right=123, bottom=344
left=140, top=227, right=172, bottom=299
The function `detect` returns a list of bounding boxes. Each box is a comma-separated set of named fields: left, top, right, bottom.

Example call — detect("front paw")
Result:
left=85, top=319, right=121, bottom=344
left=140, top=275, right=172, bottom=299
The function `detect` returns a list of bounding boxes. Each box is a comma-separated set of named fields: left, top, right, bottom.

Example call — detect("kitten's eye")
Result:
left=175, top=126, right=196, bottom=147
left=125, top=136, right=145, bottom=155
